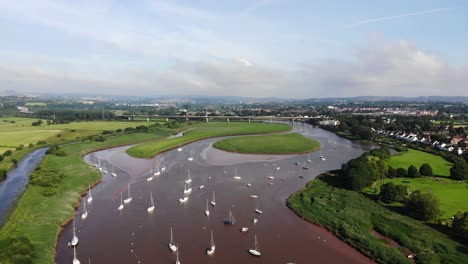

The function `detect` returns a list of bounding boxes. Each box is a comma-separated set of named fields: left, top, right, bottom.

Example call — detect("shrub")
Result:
left=102, top=130, right=113, bottom=135
left=452, top=211, right=468, bottom=239
left=16, top=144, right=24, bottom=151
left=116, top=129, right=122, bottom=133
left=11, top=159, right=18, bottom=166
left=407, top=165, right=419, bottom=178
left=407, top=190, right=441, bottom=221
left=0, top=169, right=7, bottom=180
left=37, top=140, right=47, bottom=145
left=0, top=236, right=35, bottom=264
left=0, top=154, right=3, bottom=162
left=28, top=143, right=34, bottom=148
left=379, top=182, right=407, bottom=203
left=397, top=167, right=407, bottom=177
left=419, top=163, right=433, bottom=177
left=94, top=136, right=106, bottom=142
left=124, top=127, right=135, bottom=132
left=450, top=158, right=468, bottom=180
left=3, top=150, right=12, bottom=156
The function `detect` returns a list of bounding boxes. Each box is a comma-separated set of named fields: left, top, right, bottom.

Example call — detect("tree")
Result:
left=379, top=182, right=407, bottom=203
left=452, top=211, right=468, bottom=238
left=419, top=163, right=433, bottom=177
left=407, top=165, right=419, bottom=178
left=397, top=167, right=407, bottom=177
left=407, top=190, right=441, bottom=221
left=450, top=158, right=468, bottom=180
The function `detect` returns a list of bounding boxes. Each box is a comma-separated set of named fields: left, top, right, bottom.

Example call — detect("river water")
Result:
left=56, top=125, right=374, bottom=263
left=0, top=148, right=48, bottom=226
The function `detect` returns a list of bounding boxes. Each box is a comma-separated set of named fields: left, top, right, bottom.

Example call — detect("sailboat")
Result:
left=255, top=200, right=263, bottom=214
left=177, top=143, right=183, bottom=152
left=210, top=191, right=216, bottom=207
left=147, top=170, right=154, bottom=181
left=302, top=162, right=309, bottom=170
left=307, top=153, right=312, bottom=163
left=185, top=170, right=192, bottom=184
left=320, top=149, right=326, bottom=160
left=86, top=186, right=93, bottom=203
left=253, top=218, right=258, bottom=224
left=250, top=194, right=258, bottom=199
left=97, top=157, right=102, bottom=171
left=124, top=184, right=132, bottom=204
left=168, top=227, right=178, bottom=252
left=147, top=192, right=155, bottom=213
left=179, top=196, right=188, bottom=203
left=153, top=160, right=161, bottom=176
left=183, top=183, right=192, bottom=194
left=71, top=219, right=79, bottom=246
left=248, top=235, right=261, bottom=257
left=73, top=246, right=80, bottom=264
left=267, top=168, right=274, bottom=179
left=205, top=200, right=210, bottom=216
left=111, top=166, right=117, bottom=177
left=175, top=244, right=181, bottom=264
left=241, top=227, right=249, bottom=232
left=187, top=150, right=194, bottom=161
left=80, top=199, right=88, bottom=220
left=233, top=168, right=241, bottom=180
left=223, top=210, right=236, bottom=225
left=161, top=157, right=166, bottom=172
left=247, top=183, right=252, bottom=187
left=118, top=192, right=124, bottom=210
left=206, top=230, right=215, bottom=255
left=102, top=167, right=108, bottom=174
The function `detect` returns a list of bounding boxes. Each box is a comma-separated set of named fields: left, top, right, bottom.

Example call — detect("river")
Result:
left=0, top=148, right=48, bottom=226
left=55, top=125, right=374, bottom=263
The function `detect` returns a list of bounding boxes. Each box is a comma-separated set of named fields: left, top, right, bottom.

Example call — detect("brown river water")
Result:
left=56, top=124, right=374, bottom=264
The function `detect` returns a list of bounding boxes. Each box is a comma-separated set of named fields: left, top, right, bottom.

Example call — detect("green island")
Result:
left=288, top=173, right=468, bottom=264
left=126, top=122, right=291, bottom=158
left=213, top=133, right=320, bottom=154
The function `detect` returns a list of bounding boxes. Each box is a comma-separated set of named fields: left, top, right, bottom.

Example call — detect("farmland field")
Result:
left=387, top=149, right=452, bottom=176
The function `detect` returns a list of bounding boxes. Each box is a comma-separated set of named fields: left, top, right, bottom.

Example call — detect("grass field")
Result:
left=213, top=133, right=320, bottom=154
left=127, top=122, right=291, bottom=158
left=0, top=130, right=61, bottom=147
left=24, top=102, right=47, bottom=106
left=288, top=174, right=468, bottom=264
left=0, top=130, right=172, bottom=264
left=364, top=177, right=468, bottom=218
left=388, top=149, right=453, bottom=176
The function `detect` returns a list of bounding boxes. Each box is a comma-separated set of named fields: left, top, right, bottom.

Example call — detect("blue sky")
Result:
left=0, top=0, right=467, bottom=97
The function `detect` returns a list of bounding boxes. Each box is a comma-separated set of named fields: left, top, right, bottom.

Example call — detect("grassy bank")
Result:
left=0, top=130, right=172, bottom=264
left=363, top=177, right=468, bottom=218
left=213, top=133, right=320, bottom=154
left=388, top=149, right=453, bottom=176
left=287, top=173, right=468, bottom=264
left=127, top=122, right=291, bottom=158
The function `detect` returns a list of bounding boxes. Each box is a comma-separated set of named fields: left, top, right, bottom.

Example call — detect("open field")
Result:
left=213, top=133, right=320, bottom=154
left=0, top=147, right=15, bottom=154
left=287, top=174, right=468, bottom=264
left=127, top=122, right=291, bottom=158
left=388, top=149, right=453, bottom=176
left=0, top=130, right=61, bottom=147
left=0, top=130, right=172, bottom=264
left=363, top=177, right=468, bottom=218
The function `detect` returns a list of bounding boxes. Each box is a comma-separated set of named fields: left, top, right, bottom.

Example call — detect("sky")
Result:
left=0, top=0, right=467, bottom=98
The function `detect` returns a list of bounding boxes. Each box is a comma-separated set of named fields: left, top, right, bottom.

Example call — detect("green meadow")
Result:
left=388, top=149, right=453, bottom=176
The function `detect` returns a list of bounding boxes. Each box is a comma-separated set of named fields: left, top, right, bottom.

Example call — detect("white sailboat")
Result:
left=124, top=184, right=132, bottom=204
left=169, top=227, right=178, bottom=252
left=198, top=185, right=205, bottom=190
left=102, top=167, right=108, bottom=174
left=73, top=246, right=80, bottom=264
left=210, top=191, right=216, bottom=207
left=179, top=196, right=188, bottom=203
left=161, top=157, right=166, bottom=172
left=241, top=227, right=249, bottom=232
left=153, top=160, right=161, bottom=176
left=307, top=153, right=312, bottom=163
left=183, top=183, right=192, bottom=194
left=111, top=166, right=117, bottom=177
left=71, top=219, right=79, bottom=246
left=248, top=235, right=261, bottom=257
left=255, top=200, right=263, bottom=214
left=177, top=143, right=183, bottom=152
left=247, top=183, right=252, bottom=187
left=187, top=150, right=194, bottom=161
left=147, top=192, right=155, bottom=213
left=86, top=185, right=93, bottom=203
left=267, top=167, right=274, bottom=179
left=175, top=244, right=181, bottom=264
left=185, top=170, right=192, bottom=184
left=80, top=199, right=88, bottom=220
left=206, top=230, right=215, bottom=255
left=233, top=168, right=241, bottom=180
left=223, top=210, right=236, bottom=225
left=205, top=199, right=210, bottom=216
left=97, top=157, right=102, bottom=171
left=118, top=192, right=124, bottom=210
left=250, top=194, right=258, bottom=199
left=147, top=170, right=154, bottom=181
left=253, top=218, right=258, bottom=224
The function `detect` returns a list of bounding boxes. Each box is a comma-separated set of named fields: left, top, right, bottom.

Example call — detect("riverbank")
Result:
left=212, top=133, right=320, bottom=154
left=0, top=130, right=172, bottom=264
left=287, top=173, right=468, bottom=264
left=126, top=122, right=291, bottom=158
